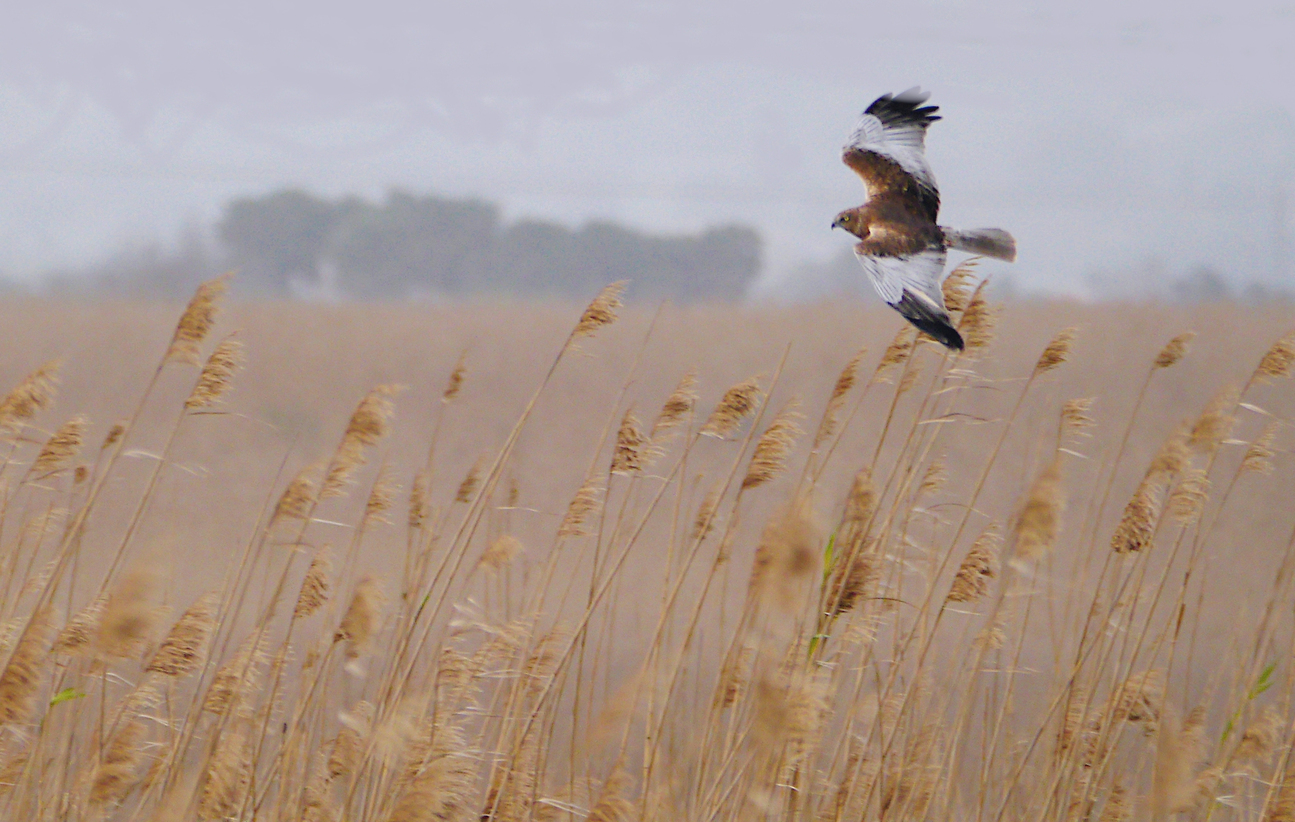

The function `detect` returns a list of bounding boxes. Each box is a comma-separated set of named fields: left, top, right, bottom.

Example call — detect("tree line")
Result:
left=41, top=188, right=763, bottom=302
left=221, top=189, right=760, bottom=301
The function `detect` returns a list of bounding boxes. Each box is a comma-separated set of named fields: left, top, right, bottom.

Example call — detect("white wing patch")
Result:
left=852, top=247, right=949, bottom=311
left=844, top=113, right=938, bottom=192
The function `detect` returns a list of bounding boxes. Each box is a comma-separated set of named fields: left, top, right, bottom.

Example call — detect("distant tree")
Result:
left=327, top=191, right=499, bottom=299
left=1175, top=266, right=1232, bottom=303
left=218, top=190, right=360, bottom=294
left=213, top=186, right=762, bottom=301
left=490, top=219, right=578, bottom=295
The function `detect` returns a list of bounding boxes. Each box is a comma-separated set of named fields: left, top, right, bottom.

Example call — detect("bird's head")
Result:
left=832, top=209, right=865, bottom=237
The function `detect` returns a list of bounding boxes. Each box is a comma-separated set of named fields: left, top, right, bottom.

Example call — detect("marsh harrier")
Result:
left=832, top=89, right=1015, bottom=350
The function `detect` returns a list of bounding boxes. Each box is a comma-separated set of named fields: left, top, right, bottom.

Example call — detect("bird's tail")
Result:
left=895, top=292, right=964, bottom=351
left=942, top=227, right=1017, bottom=262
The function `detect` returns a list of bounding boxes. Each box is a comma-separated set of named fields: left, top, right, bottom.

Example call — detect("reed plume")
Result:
left=650, top=372, right=698, bottom=442
left=294, top=550, right=333, bottom=619
left=1253, top=330, right=1295, bottom=384
left=741, top=402, right=804, bottom=490
left=1155, top=332, right=1195, bottom=368
left=611, top=408, right=646, bottom=475
left=185, top=337, right=244, bottom=409
left=322, top=384, right=400, bottom=498
left=0, top=606, right=54, bottom=726
left=1012, top=458, right=1065, bottom=560
left=814, top=347, right=865, bottom=449
left=165, top=273, right=230, bottom=366
left=1034, top=327, right=1077, bottom=374
left=700, top=377, right=762, bottom=438
left=147, top=591, right=219, bottom=677
left=948, top=527, right=999, bottom=603
left=334, top=577, right=386, bottom=657
left=0, top=360, right=58, bottom=434
left=959, top=278, right=997, bottom=352
left=571, top=280, right=626, bottom=341
left=31, top=415, right=86, bottom=476
left=558, top=477, right=602, bottom=537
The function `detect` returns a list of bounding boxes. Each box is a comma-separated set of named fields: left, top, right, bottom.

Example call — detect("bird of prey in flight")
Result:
left=832, top=89, right=1015, bottom=350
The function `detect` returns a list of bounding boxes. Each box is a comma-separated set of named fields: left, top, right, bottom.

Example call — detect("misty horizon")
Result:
left=1, top=1, right=1292, bottom=299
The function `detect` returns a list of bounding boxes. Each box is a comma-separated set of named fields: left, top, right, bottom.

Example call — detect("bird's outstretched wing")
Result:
left=853, top=246, right=963, bottom=349
left=842, top=89, right=941, bottom=221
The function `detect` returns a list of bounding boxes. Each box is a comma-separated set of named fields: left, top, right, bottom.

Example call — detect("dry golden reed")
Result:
left=748, top=499, right=819, bottom=612
left=101, top=422, right=124, bottom=449
left=1188, top=384, right=1239, bottom=454
left=203, top=631, right=265, bottom=715
left=873, top=325, right=916, bottom=381
left=701, top=377, right=763, bottom=438
left=741, top=403, right=804, bottom=490
left=275, top=464, right=318, bottom=521
left=650, top=371, right=697, bottom=441
left=147, top=591, right=219, bottom=677
left=692, top=483, right=722, bottom=542
left=959, top=278, right=996, bottom=352
left=198, top=721, right=253, bottom=820
left=185, top=337, right=244, bottom=409
left=1235, top=706, right=1281, bottom=765
left=940, top=260, right=978, bottom=314
left=948, top=527, right=999, bottom=603
left=31, top=414, right=86, bottom=476
left=334, top=577, right=386, bottom=656
left=454, top=458, right=481, bottom=503
left=558, top=477, right=602, bottom=537
left=1168, top=468, right=1210, bottom=525
left=814, top=347, right=866, bottom=449
left=611, top=408, right=646, bottom=475
left=571, top=280, right=626, bottom=340
left=1242, top=421, right=1281, bottom=475
left=897, top=361, right=923, bottom=395
left=322, top=384, right=400, bottom=499
left=96, top=568, right=162, bottom=660
left=387, top=723, right=475, bottom=822
left=587, top=766, right=635, bottom=822
left=1155, top=331, right=1195, bottom=368
left=1254, top=330, right=1295, bottom=384
left=294, top=550, right=333, bottom=619
left=89, top=712, right=149, bottom=809
left=1112, top=479, right=1161, bottom=554
left=1149, top=422, right=1191, bottom=480
left=363, top=468, right=399, bottom=525
left=0, top=360, right=58, bottom=435
left=165, top=273, right=230, bottom=366
left=54, top=594, right=107, bottom=655
left=918, top=456, right=947, bottom=498
left=1098, top=784, right=1130, bottom=822
left=843, top=467, right=876, bottom=530
left=442, top=354, right=467, bottom=402
left=1013, top=458, right=1065, bottom=560
left=0, top=606, right=54, bottom=725
left=408, top=470, right=431, bottom=529
left=1060, top=397, right=1096, bottom=433
left=478, top=534, right=523, bottom=574
left=828, top=546, right=877, bottom=617
left=1035, top=327, right=1078, bottom=374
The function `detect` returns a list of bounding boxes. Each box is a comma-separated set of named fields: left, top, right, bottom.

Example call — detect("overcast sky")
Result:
left=1, top=1, right=1293, bottom=297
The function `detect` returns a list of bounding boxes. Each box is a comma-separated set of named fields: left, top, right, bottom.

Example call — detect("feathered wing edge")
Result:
left=894, top=291, right=964, bottom=351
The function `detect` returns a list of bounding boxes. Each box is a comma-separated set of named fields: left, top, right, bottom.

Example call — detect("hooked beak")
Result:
left=831, top=217, right=843, bottom=231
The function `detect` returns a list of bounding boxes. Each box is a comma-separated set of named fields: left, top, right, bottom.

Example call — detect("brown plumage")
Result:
left=833, top=89, right=1016, bottom=350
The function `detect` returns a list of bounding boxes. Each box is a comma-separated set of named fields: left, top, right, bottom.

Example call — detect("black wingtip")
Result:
left=866, top=88, right=942, bottom=128
left=893, top=292, right=964, bottom=351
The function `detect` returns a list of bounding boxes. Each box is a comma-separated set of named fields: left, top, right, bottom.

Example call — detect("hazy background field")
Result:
left=6, top=293, right=1289, bottom=672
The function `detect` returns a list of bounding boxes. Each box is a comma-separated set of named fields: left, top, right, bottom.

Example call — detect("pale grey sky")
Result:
left=1, top=1, right=1293, bottom=297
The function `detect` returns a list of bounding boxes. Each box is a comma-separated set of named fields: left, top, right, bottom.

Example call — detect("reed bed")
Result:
left=0, top=273, right=1291, bottom=821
